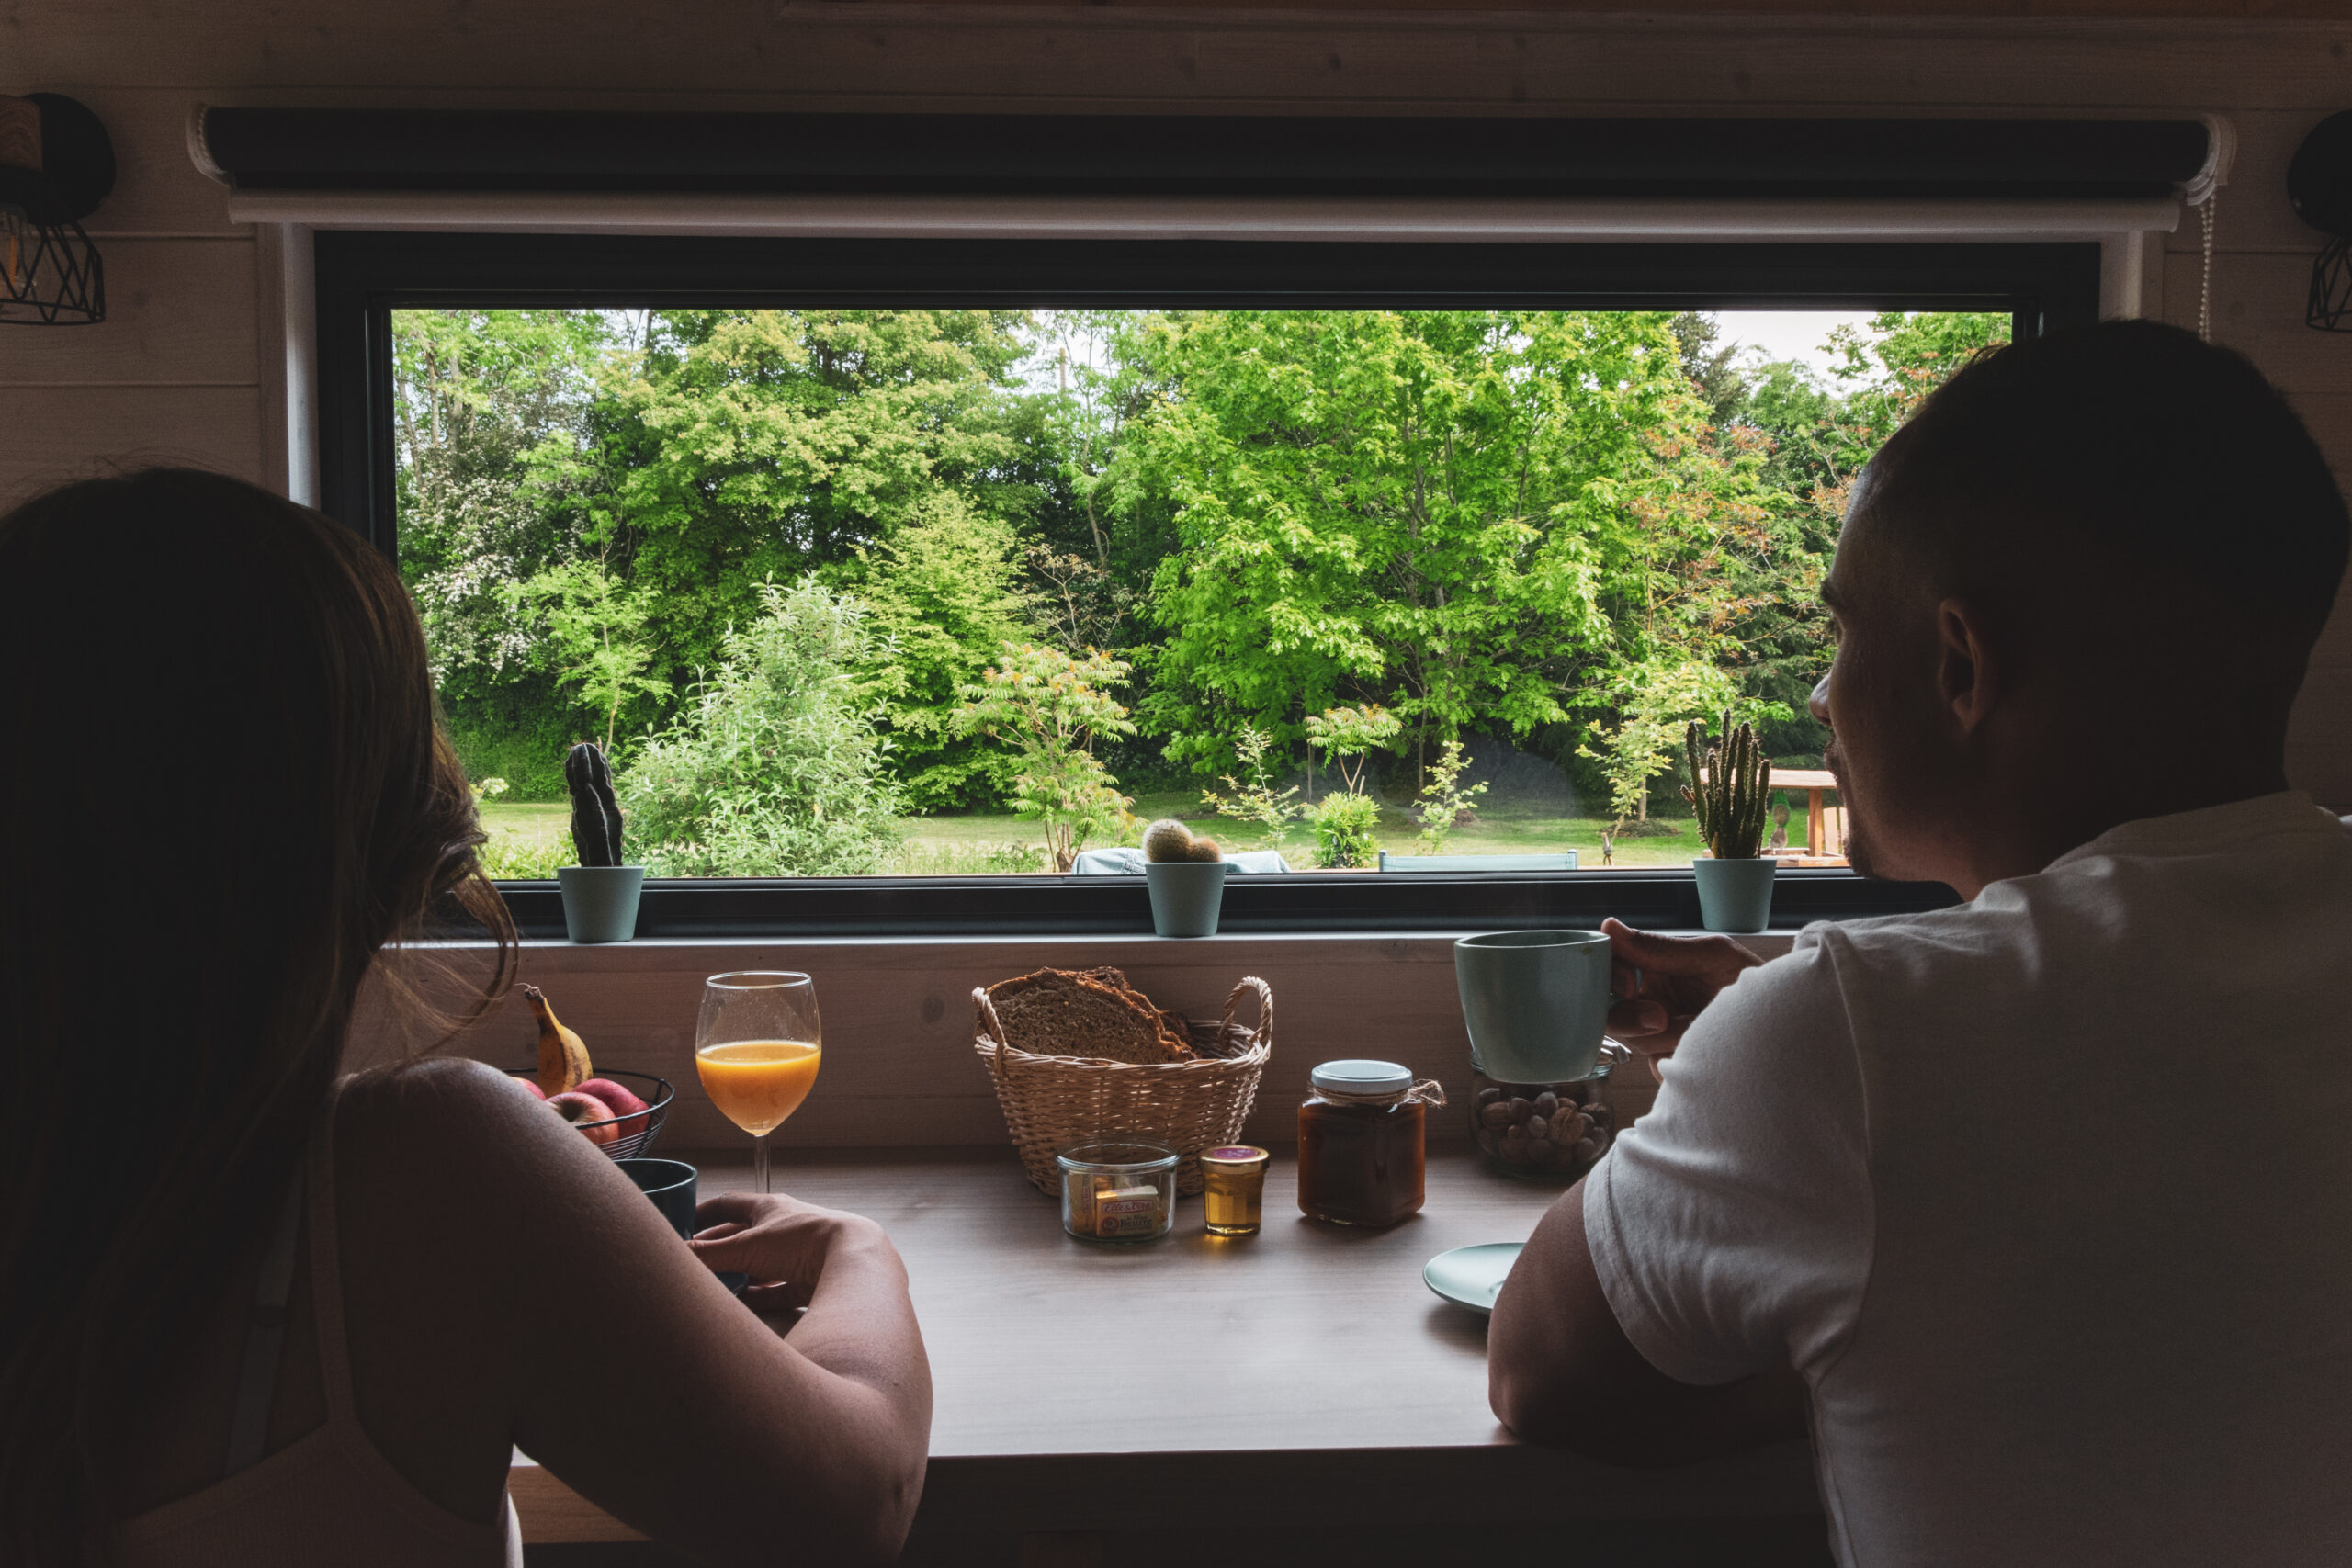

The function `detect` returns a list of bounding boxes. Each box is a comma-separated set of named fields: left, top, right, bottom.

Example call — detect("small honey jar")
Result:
left=1199, top=1145, right=1270, bottom=1235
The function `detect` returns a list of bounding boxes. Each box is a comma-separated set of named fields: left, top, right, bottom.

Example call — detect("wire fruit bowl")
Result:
left=507, top=1068, right=673, bottom=1161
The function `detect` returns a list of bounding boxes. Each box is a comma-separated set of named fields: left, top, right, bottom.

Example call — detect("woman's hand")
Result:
left=689, top=1191, right=882, bottom=1315
left=1602, top=916, right=1764, bottom=1081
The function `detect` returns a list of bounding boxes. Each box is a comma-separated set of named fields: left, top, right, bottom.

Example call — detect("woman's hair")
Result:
left=0, top=468, right=515, bottom=1562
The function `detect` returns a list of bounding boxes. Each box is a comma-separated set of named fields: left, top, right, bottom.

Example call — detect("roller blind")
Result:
left=194, top=109, right=2211, bottom=201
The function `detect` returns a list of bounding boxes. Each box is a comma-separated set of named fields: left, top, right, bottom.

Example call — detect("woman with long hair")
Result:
left=0, top=469, right=931, bottom=1565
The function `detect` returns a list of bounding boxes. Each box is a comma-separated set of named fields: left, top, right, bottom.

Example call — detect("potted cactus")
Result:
left=1681, top=712, right=1776, bottom=933
left=1140, top=818, right=1227, bottom=938
left=556, top=741, right=645, bottom=943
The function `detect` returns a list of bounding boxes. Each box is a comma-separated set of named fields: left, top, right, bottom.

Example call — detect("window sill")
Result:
left=484, top=867, right=1954, bottom=941
left=390, top=925, right=1809, bottom=1152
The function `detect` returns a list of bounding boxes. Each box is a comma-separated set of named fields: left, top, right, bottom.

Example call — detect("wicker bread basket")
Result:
left=975, top=976, right=1272, bottom=1197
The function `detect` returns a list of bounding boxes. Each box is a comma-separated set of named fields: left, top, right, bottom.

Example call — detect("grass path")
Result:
left=479, top=795, right=1701, bottom=874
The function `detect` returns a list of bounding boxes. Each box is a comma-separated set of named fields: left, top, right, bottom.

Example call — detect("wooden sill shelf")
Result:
left=376, top=930, right=1796, bottom=1153
left=510, top=1145, right=1819, bottom=1546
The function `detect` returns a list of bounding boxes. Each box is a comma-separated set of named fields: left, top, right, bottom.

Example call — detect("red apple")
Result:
left=578, top=1077, right=650, bottom=1138
left=547, top=1090, right=620, bottom=1145
left=514, top=1077, right=547, bottom=1101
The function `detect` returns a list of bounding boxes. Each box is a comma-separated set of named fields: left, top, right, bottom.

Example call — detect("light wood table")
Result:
left=511, top=1146, right=1822, bottom=1558
left=1769, top=769, right=1845, bottom=863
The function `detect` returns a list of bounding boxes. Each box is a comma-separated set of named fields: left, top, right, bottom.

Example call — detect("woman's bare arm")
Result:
left=339, top=1059, right=931, bottom=1566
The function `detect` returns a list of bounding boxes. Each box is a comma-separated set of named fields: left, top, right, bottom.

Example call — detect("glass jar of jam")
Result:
left=1297, top=1059, right=1446, bottom=1227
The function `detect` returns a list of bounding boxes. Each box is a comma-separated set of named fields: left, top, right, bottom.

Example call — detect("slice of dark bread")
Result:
left=987, top=969, right=1181, bottom=1064
left=1074, top=966, right=1194, bottom=1060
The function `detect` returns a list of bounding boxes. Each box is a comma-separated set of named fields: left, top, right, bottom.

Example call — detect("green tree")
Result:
left=1304, top=703, right=1402, bottom=796
left=618, top=576, right=903, bottom=876
left=505, top=555, right=666, bottom=753
left=956, top=643, right=1137, bottom=872
left=392, top=311, right=616, bottom=680
left=1411, top=738, right=1489, bottom=853
left=1120, top=310, right=1727, bottom=784
left=849, top=491, right=1035, bottom=810
left=1200, top=722, right=1305, bottom=850
left=600, top=309, right=1036, bottom=680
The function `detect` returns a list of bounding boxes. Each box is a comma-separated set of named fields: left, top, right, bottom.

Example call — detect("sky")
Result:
left=1710, top=310, right=1879, bottom=379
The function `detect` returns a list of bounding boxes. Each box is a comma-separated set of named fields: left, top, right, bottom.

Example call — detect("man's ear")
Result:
left=1935, top=596, right=2002, bottom=735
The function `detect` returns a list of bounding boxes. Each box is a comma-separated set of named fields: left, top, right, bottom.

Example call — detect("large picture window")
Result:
left=319, top=233, right=2098, bottom=932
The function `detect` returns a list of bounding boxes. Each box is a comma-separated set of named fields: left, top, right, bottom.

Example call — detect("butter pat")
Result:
left=1092, top=1185, right=1163, bottom=1238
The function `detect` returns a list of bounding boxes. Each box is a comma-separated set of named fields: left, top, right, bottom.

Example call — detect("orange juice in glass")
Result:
left=695, top=973, right=820, bottom=1193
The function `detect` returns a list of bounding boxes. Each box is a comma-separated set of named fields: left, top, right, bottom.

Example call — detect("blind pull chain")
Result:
left=2199, top=189, right=2218, bottom=344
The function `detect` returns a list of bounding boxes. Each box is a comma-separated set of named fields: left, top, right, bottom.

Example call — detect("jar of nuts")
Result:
left=1469, top=1039, right=1631, bottom=1180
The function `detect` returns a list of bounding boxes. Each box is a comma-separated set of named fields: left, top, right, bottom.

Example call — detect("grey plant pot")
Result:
left=557, top=864, right=646, bottom=943
left=1145, top=860, right=1228, bottom=938
left=1692, top=856, right=1777, bottom=934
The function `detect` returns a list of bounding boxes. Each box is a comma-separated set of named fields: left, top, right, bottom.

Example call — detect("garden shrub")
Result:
left=477, top=830, right=566, bottom=879
left=618, top=576, right=903, bottom=877
left=1311, top=793, right=1384, bottom=869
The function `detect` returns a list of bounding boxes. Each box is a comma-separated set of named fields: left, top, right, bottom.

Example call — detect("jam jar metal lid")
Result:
left=1310, top=1058, right=1414, bottom=1095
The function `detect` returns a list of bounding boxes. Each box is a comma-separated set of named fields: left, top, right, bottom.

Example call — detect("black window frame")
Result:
left=321, top=230, right=2096, bottom=935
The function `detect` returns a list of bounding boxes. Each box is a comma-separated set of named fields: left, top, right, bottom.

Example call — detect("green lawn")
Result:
left=481, top=795, right=1700, bottom=874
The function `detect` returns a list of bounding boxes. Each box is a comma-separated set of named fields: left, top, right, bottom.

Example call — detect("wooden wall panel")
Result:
left=0, top=386, right=266, bottom=506
left=0, top=239, right=257, bottom=384
left=358, top=932, right=1788, bottom=1153
left=10, top=9, right=2352, bottom=110
left=68, top=86, right=249, bottom=238
left=2161, top=248, right=2352, bottom=400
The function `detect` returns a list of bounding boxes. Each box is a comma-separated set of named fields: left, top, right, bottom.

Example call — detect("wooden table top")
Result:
left=513, top=1145, right=1820, bottom=1545
left=1767, top=769, right=1838, bottom=791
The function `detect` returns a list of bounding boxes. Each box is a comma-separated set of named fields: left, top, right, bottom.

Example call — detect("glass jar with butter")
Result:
left=1057, top=1141, right=1179, bottom=1242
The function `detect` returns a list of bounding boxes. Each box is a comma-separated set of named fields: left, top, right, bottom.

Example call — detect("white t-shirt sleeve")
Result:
left=1583, top=929, right=1874, bottom=1387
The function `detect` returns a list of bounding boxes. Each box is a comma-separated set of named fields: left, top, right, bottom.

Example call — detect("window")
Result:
left=322, top=233, right=2093, bottom=931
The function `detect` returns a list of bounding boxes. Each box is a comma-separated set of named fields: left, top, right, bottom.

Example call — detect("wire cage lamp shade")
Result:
left=2290, top=112, right=2352, bottom=333
left=0, top=94, right=111, bottom=326
left=2312, top=236, right=2352, bottom=334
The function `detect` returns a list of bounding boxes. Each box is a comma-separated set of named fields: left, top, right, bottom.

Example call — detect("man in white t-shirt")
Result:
left=1488, top=320, right=2352, bottom=1566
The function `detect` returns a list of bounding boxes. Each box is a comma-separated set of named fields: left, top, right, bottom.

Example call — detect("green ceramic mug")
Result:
left=1453, top=930, right=1612, bottom=1085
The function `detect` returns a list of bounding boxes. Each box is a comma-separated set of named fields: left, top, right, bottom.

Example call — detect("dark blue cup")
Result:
left=618, top=1157, right=698, bottom=1237
left=617, top=1157, right=748, bottom=1295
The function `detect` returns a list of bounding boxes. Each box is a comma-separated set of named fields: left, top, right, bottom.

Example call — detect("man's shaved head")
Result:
left=1816, top=321, right=2351, bottom=895
left=1856, top=320, right=2349, bottom=693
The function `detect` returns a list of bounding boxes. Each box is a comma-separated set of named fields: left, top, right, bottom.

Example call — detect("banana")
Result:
left=525, top=985, right=593, bottom=1096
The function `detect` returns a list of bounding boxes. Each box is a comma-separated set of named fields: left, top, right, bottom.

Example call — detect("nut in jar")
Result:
left=1469, top=1039, right=1630, bottom=1179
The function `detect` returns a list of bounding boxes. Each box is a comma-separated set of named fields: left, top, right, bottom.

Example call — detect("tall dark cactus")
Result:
left=564, top=741, right=627, bottom=867
left=1681, top=710, right=1770, bottom=860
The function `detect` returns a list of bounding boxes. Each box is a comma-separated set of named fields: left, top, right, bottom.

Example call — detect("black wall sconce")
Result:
left=0, top=93, right=113, bottom=325
left=2290, top=111, right=2352, bottom=333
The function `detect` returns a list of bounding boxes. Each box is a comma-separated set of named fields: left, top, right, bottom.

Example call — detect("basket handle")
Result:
left=1220, top=976, right=1273, bottom=1053
left=975, top=987, right=1020, bottom=1082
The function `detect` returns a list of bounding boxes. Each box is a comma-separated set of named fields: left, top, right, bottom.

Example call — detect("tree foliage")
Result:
left=956, top=642, right=1137, bottom=872
left=394, top=305, right=2000, bottom=845
left=619, top=576, right=903, bottom=877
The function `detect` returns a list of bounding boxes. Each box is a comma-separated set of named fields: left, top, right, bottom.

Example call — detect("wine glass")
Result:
left=695, top=972, right=821, bottom=1195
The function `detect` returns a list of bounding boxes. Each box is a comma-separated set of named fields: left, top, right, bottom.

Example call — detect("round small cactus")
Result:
left=1142, top=818, right=1196, bottom=863
left=1184, top=834, right=1225, bottom=863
